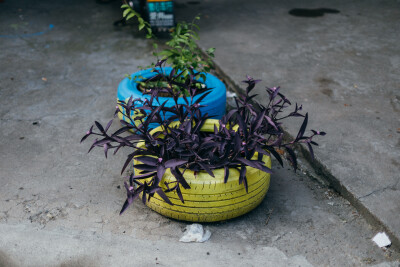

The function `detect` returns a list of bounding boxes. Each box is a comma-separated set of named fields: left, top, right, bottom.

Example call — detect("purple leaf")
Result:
left=155, top=188, right=173, bottom=205
left=306, top=142, right=315, bottom=160
left=80, top=133, right=90, bottom=143
left=236, top=157, right=258, bottom=168
left=135, top=164, right=158, bottom=172
left=93, top=138, right=111, bottom=147
left=119, top=199, right=130, bottom=215
left=237, top=157, right=272, bottom=173
left=121, top=153, right=135, bottom=175
left=311, top=129, right=326, bottom=136
left=252, top=109, right=266, bottom=131
left=131, top=172, right=157, bottom=180
left=176, top=185, right=184, bottom=203
left=80, top=125, right=94, bottom=143
left=156, top=164, right=166, bottom=183
left=142, top=190, right=147, bottom=204
left=236, top=114, right=248, bottom=139
left=239, top=165, right=247, bottom=187
left=269, top=148, right=283, bottom=167
left=95, top=121, right=105, bottom=133
left=127, top=96, right=133, bottom=112
left=136, top=156, right=158, bottom=166
left=112, top=126, right=134, bottom=136
left=243, top=175, right=248, bottom=193
left=171, top=167, right=190, bottom=189
left=105, top=119, right=113, bottom=133
left=165, top=159, right=188, bottom=168
left=198, top=162, right=215, bottom=177
left=224, top=166, right=229, bottom=183
left=296, top=113, right=308, bottom=141
left=265, top=115, right=278, bottom=130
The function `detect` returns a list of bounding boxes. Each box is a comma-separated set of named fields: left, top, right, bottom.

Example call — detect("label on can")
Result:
left=147, top=0, right=174, bottom=28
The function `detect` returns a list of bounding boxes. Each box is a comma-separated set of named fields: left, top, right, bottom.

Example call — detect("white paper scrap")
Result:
left=226, top=91, right=237, bottom=98
left=372, top=232, right=391, bottom=248
left=179, top=223, right=211, bottom=243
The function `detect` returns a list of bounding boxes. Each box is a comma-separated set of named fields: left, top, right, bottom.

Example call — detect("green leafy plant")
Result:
left=121, top=2, right=154, bottom=39
left=121, top=3, right=215, bottom=95
left=158, top=17, right=215, bottom=80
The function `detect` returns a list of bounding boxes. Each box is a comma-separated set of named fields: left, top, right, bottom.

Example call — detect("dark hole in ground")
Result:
left=289, top=8, right=340, bottom=17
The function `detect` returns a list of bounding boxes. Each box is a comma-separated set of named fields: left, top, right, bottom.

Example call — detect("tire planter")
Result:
left=117, top=67, right=226, bottom=127
left=133, top=119, right=271, bottom=222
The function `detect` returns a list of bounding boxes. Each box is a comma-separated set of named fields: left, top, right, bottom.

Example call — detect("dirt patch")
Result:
left=0, top=250, right=17, bottom=267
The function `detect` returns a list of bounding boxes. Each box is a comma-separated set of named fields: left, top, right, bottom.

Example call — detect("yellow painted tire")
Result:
left=134, top=119, right=271, bottom=222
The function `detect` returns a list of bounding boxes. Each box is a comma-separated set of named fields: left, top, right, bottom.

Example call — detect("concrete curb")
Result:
left=202, top=48, right=400, bottom=251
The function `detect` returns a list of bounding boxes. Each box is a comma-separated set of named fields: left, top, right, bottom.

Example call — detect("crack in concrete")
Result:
left=358, top=185, right=393, bottom=200
left=358, top=176, right=400, bottom=200
left=0, top=112, right=84, bottom=127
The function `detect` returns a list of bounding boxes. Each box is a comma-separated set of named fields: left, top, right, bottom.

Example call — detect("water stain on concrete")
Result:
left=0, top=250, right=17, bottom=267
left=321, top=88, right=333, bottom=97
left=317, top=77, right=336, bottom=85
left=58, top=255, right=97, bottom=267
left=289, top=8, right=340, bottom=18
left=316, top=77, right=338, bottom=98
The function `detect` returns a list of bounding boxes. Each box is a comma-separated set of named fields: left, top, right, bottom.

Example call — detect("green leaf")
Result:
left=192, top=24, right=200, bottom=31
left=182, top=69, right=189, bottom=77
left=159, top=50, right=174, bottom=57
left=153, top=43, right=158, bottom=50
left=126, top=13, right=135, bottom=20
left=123, top=8, right=130, bottom=17
left=139, top=23, right=145, bottom=30
left=121, top=4, right=130, bottom=8
left=206, top=47, right=216, bottom=54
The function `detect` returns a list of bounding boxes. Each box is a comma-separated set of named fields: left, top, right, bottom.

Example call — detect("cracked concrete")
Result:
left=1, top=0, right=400, bottom=266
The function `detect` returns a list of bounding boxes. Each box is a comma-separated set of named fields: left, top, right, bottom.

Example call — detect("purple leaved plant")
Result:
left=81, top=71, right=325, bottom=214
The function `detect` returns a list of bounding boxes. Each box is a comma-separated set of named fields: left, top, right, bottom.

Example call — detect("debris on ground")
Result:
left=372, top=232, right=391, bottom=248
left=271, top=235, right=281, bottom=242
left=179, top=224, right=211, bottom=243
left=226, top=91, right=237, bottom=98
left=362, top=257, right=376, bottom=264
left=265, top=208, right=274, bottom=225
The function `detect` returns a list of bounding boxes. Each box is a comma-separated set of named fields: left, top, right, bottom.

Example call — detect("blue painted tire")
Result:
left=117, top=67, right=226, bottom=127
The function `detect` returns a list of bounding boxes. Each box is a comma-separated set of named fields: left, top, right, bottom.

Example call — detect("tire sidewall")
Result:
left=117, top=67, right=226, bottom=120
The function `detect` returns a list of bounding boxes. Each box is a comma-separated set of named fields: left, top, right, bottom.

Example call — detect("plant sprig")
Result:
left=121, top=3, right=216, bottom=94
left=121, top=1, right=154, bottom=39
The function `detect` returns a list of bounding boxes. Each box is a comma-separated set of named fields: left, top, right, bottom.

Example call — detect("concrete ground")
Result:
left=0, top=0, right=399, bottom=266
left=174, top=0, right=400, bottom=249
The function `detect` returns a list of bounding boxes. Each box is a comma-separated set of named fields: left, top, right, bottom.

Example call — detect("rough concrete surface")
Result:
left=174, top=0, right=400, bottom=248
left=0, top=0, right=399, bottom=266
